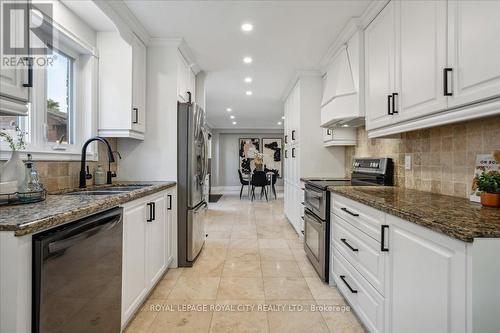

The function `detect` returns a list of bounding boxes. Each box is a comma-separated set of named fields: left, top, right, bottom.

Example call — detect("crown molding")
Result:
left=319, top=0, right=389, bottom=70
left=281, top=69, right=322, bottom=101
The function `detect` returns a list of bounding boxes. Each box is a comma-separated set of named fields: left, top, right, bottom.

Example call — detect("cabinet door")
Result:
left=397, top=0, right=447, bottom=121
left=122, top=202, right=148, bottom=324
left=188, top=68, right=196, bottom=101
left=387, top=215, right=467, bottom=333
left=146, top=194, right=167, bottom=287
left=365, top=1, right=396, bottom=130
left=448, top=0, right=500, bottom=108
left=0, top=0, right=29, bottom=103
left=131, top=34, right=146, bottom=134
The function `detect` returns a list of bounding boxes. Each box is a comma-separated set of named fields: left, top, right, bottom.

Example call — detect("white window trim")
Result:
left=0, top=14, right=99, bottom=162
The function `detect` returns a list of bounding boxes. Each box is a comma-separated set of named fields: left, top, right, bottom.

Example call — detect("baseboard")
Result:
left=212, top=186, right=284, bottom=193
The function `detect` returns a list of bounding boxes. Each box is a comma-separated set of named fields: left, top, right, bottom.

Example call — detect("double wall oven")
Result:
left=303, top=158, right=393, bottom=282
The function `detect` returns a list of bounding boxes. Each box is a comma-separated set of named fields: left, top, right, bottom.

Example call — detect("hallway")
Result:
left=125, top=194, right=365, bottom=333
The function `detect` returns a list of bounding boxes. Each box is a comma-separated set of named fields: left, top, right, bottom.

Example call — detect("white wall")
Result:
left=210, top=130, right=284, bottom=187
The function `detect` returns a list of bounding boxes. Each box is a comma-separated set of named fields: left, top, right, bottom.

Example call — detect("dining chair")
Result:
left=251, top=171, right=269, bottom=201
left=238, top=169, right=250, bottom=199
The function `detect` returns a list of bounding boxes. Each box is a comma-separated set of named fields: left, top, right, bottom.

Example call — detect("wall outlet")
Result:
left=405, top=154, right=412, bottom=170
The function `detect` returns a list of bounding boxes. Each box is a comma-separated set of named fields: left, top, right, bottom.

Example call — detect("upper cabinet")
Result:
left=365, top=0, right=500, bottom=137
left=321, top=27, right=364, bottom=128
left=98, top=32, right=146, bottom=140
left=0, top=0, right=30, bottom=115
left=447, top=0, right=500, bottom=108
left=177, top=51, right=195, bottom=103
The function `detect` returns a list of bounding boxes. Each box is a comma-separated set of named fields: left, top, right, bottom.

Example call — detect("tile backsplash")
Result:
left=345, top=115, right=500, bottom=198
left=0, top=138, right=118, bottom=193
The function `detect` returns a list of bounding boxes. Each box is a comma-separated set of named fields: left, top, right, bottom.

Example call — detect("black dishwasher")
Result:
left=32, top=207, right=123, bottom=333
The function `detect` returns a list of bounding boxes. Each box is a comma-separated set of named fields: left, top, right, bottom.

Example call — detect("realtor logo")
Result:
left=2, top=1, right=52, bottom=56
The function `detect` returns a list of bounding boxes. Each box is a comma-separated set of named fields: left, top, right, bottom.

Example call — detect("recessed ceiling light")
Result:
left=243, top=57, right=253, bottom=64
left=241, top=23, right=253, bottom=32
left=232, top=121, right=237, bottom=125
left=226, top=108, right=232, bottom=112
left=278, top=121, right=282, bottom=125
left=230, top=115, right=235, bottom=119
left=244, top=77, right=252, bottom=83
left=281, top=116, right=285, bottom=120
left=342, top=124, right=349, bottom=127
left=245, top=90, right=253, bottom=96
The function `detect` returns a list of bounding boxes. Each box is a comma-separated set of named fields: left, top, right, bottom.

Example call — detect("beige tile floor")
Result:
left=125, top=193, right=366, bottom=333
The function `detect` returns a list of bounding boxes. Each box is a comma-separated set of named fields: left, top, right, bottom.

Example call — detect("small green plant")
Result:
left=476, top=170, right=500, bottom=194
left=0, top=123, right=26, bottom=151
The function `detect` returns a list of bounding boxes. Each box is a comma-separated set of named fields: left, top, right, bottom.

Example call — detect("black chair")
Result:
left=251, top=171, right=268, bottom=201
left=238, top=170, right=250, bottom=199
left=264, top=168, right=279, bottom=199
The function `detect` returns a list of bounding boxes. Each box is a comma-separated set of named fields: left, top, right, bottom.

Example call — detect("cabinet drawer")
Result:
left=332, top=248, right=385, bottom=333
left=332, top=214, right=386, bottom=296
left=332, top=194, right=385, bottom=240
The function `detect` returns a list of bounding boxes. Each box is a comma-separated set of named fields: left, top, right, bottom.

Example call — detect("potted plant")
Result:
left=476, top=170, right=500, bottom=207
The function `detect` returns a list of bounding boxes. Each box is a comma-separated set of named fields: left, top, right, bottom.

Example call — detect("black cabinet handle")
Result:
left=341, top=238, right=359, bottom=252
left=381, top=225, right=389, bottom=252
left=152, top=202, right=156, bottom=221
left=341, top=207, right=359, bottom=217
left=392, top=93, right=398, bottom=114
left=387, top=94, right=393, bottom=115
left=22, top=57, right=33, bottom=87
left=168, top=195, right=172, bottom=210
left=285, top=135, right=288, bottom=144
left=292, top=130, right=296, bottom=140
left=292, top=148, right=296, bottom=158
left=146, top=202, right=154, bottom=222
left=285, top=150, right=288, bottom=158
left=443, top=68, right=453, bottom=96
left=327, top=129, right=332, bottom=135
left=339, top=275, right=358, bottom=294
left=132, top=108, right=139, bottom=124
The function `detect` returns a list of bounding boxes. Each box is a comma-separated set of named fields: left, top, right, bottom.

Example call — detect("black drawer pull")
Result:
left=292, top=130, right=296, bottom=140
left=341, top=238, right=358, bottom=252
left=443, top=68, right=453, bottom=96
left=146, top=202, right=154, bottom=222
left=381, top=225, right=389, bottom=252
left=292, top=148, right=296, bottom=158
left=339, top=275, right=358, bottom=294
left=387, top=94, right=393, bottom=115
left=132, top=108, right=139, bottom=124
left=168, top=194, right=172, bottom=210
left=285, top=135, right=288, bottom=144
left=341, top=207, right=359, bottom=217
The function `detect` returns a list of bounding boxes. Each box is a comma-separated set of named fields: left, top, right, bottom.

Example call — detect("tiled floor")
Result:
left=125, top=193, right=366, bottom=333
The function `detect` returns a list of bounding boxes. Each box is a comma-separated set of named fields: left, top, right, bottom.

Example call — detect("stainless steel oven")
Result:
left=303, top=157, right=393, bottom=283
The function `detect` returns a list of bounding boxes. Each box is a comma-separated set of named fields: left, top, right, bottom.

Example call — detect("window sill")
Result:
left=0, top=149, right=97, bottom=162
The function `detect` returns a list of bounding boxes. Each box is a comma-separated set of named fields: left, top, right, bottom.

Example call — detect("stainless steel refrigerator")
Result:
left=177, top=97, right=209, bottom=267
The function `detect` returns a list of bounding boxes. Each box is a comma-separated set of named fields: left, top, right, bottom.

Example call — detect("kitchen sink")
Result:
left=66, top=184, right=152, bottom=195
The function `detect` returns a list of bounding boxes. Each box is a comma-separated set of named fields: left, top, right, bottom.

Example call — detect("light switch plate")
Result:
left=405, top=154, right=412, bottom=170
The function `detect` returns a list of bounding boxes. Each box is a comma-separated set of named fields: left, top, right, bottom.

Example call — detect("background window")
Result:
left=46, top=48, right=74, bottom=144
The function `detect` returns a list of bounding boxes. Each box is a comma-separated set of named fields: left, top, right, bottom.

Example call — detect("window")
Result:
left=46, top=47, right=74, bottom=145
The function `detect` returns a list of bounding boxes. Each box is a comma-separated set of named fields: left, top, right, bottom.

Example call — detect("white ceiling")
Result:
left=124, top=0, right=371, bottom=130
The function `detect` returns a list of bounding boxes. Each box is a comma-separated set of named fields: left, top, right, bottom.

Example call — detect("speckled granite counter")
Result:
left=0, top=181, right=176, bottom=236
left=328, top=186, right=500, bottom=242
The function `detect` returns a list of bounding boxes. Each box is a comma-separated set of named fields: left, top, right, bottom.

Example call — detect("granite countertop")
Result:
left=328, top=186, right=500, bottom=243
left=0, top=181, right=176, bottom=236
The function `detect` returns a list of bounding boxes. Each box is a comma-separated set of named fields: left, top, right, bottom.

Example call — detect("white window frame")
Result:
left=0, top=16, right=98, bottom=161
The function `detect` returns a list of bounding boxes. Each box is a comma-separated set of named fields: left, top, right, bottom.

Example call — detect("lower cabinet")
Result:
left=284, top=181, right=304, bottom=236
left=329, top=194, right=486, bottom=333
left=121, top=187, right=176, bottom=327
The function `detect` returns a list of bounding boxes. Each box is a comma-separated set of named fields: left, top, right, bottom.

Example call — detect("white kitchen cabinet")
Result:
left=177, top=51, right=195, bottom=102
left=447, top=0, right=500, bottom=108
left=283, top=74, right=345, bottom=235
left=386, top=214, right=467, bottom=333
left=0, top=0, right=30, bottom=115
left=121, top=187, right=176, bottom=328
left=97, top=32, right=146, bottom=140
left=121, top=198, right=148, bottom=325
left=365, top=0, right=500, bottom=137
left=397, top=0, right=448, bottom=121
left=365, top=1, right=396, bottom=131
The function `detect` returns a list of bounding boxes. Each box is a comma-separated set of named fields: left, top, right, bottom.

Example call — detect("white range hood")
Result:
left=321, top=28, right=365, bottom=128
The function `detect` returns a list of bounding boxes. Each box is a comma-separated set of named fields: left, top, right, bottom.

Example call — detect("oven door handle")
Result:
left=304, top=210, right=324, bottom=226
